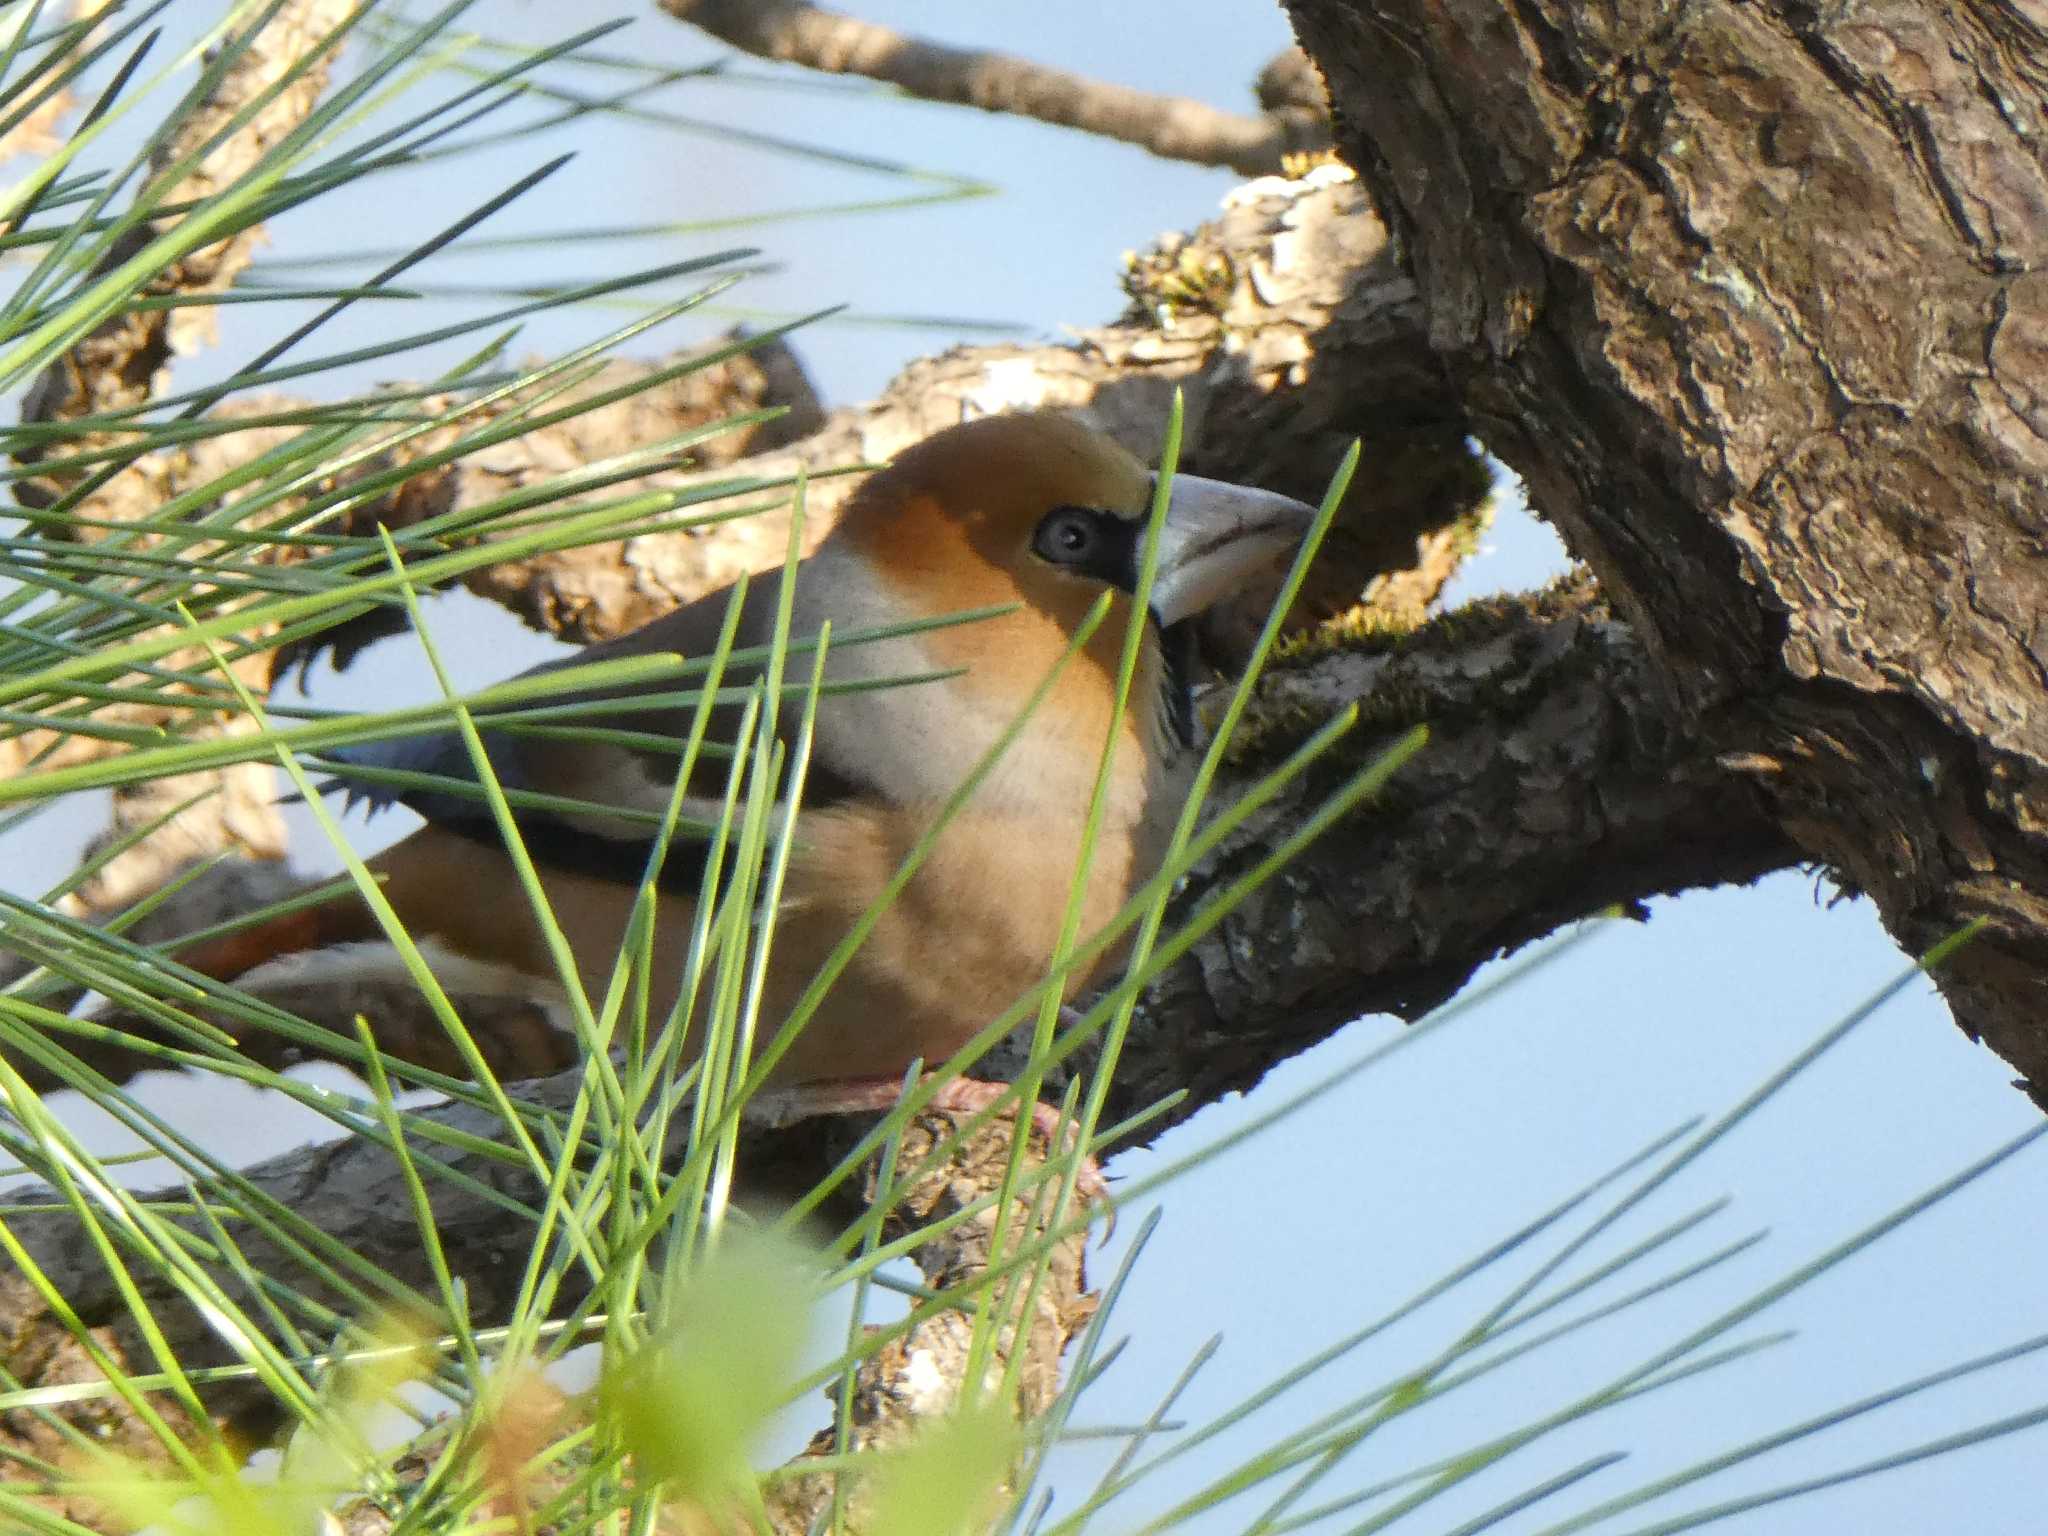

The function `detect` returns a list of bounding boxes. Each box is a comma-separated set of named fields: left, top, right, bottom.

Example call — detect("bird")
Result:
left=170, top=412, right=1316, bottom=1152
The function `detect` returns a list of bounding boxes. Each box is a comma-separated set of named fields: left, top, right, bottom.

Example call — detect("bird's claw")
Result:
left=917, top=1077, right=1115, bottom=1231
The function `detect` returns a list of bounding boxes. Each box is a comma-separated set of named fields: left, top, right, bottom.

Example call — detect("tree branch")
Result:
left=1043, top=572, right=1796, bottom=1122
left=19, top=0, right=358, bottom=494
left=9, top=0, right=358, bottom=921
left=1284, top=0, right=2048, bottom=1102
left=297, top=167, right=1483, bottom=660
left=658, top=0, right=1330, bottom=176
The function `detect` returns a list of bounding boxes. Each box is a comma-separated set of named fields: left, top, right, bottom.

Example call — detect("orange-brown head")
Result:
left=769, top=412, right=1319, bottom=1029
left=827, top=412, right=1314, bottom=712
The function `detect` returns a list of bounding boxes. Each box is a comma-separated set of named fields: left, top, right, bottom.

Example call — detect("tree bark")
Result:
left=1285, top=0, right=2048, bottom=1102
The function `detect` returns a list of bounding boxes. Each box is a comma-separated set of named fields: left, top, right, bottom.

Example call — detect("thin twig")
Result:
left=661, top=0, right=1330, bottom=175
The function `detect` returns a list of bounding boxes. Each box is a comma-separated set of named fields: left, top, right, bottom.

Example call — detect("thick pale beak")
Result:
left=1148, top=474, right=1318, bottom=627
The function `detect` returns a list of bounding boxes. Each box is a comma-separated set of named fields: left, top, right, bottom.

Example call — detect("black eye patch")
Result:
left=1032, top=504, right=1143, bottom=591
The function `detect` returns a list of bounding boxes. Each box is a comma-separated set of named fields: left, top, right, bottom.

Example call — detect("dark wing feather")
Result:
left=317, top=729, right=513, bottom=824
left=311, top=575, right=842, bottom=890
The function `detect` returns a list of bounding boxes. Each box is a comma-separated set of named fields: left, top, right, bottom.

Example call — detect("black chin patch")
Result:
left=1036, top=503, right=1198, bottom=748
left=1158, top=617, right=1200, bottom=750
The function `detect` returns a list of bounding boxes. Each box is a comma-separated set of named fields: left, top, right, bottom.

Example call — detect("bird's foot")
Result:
left=920, top=1077, right=1114, bottom=1219
left=748, top=1074, right=1112, bottom=1220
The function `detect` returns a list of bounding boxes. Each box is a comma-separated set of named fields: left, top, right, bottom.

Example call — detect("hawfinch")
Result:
left=179, top=413, right=1316, bottom=1113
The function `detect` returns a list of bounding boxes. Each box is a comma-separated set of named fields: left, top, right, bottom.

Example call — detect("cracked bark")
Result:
left=1285, top=0, right=2048, bottom=1100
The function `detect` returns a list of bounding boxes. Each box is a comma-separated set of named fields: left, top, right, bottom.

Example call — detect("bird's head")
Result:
left=829, top=412, right=1316, bottom=737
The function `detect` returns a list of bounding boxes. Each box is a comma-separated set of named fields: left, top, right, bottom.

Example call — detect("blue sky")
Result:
left=5, top=3, right=2045, bottom=1531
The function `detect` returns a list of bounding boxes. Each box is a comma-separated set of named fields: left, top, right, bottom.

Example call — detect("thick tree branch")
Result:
left=1286, top=0, right=2048, bottom=1102
left=300, top=169, right=1483, bottom=657
left=14, top=573, right=1797, bottom=1109
left=659, top=0, right=1329, bottom=176
left=18, top=0, right=357, bottom=496
left=1037, top=573, right=1796, bottom=1119
left=757, top=1110, right=1095, bottom=1536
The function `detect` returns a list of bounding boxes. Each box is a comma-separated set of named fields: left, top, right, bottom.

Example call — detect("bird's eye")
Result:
left=1035, top=506, right=1100, bottom=565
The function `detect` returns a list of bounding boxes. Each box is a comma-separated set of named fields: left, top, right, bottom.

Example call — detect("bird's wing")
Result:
left=314, top=575, right=841, bottom=889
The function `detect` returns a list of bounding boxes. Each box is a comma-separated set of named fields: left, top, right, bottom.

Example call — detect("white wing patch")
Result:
left=235, top=939, right=576, bottom=1041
